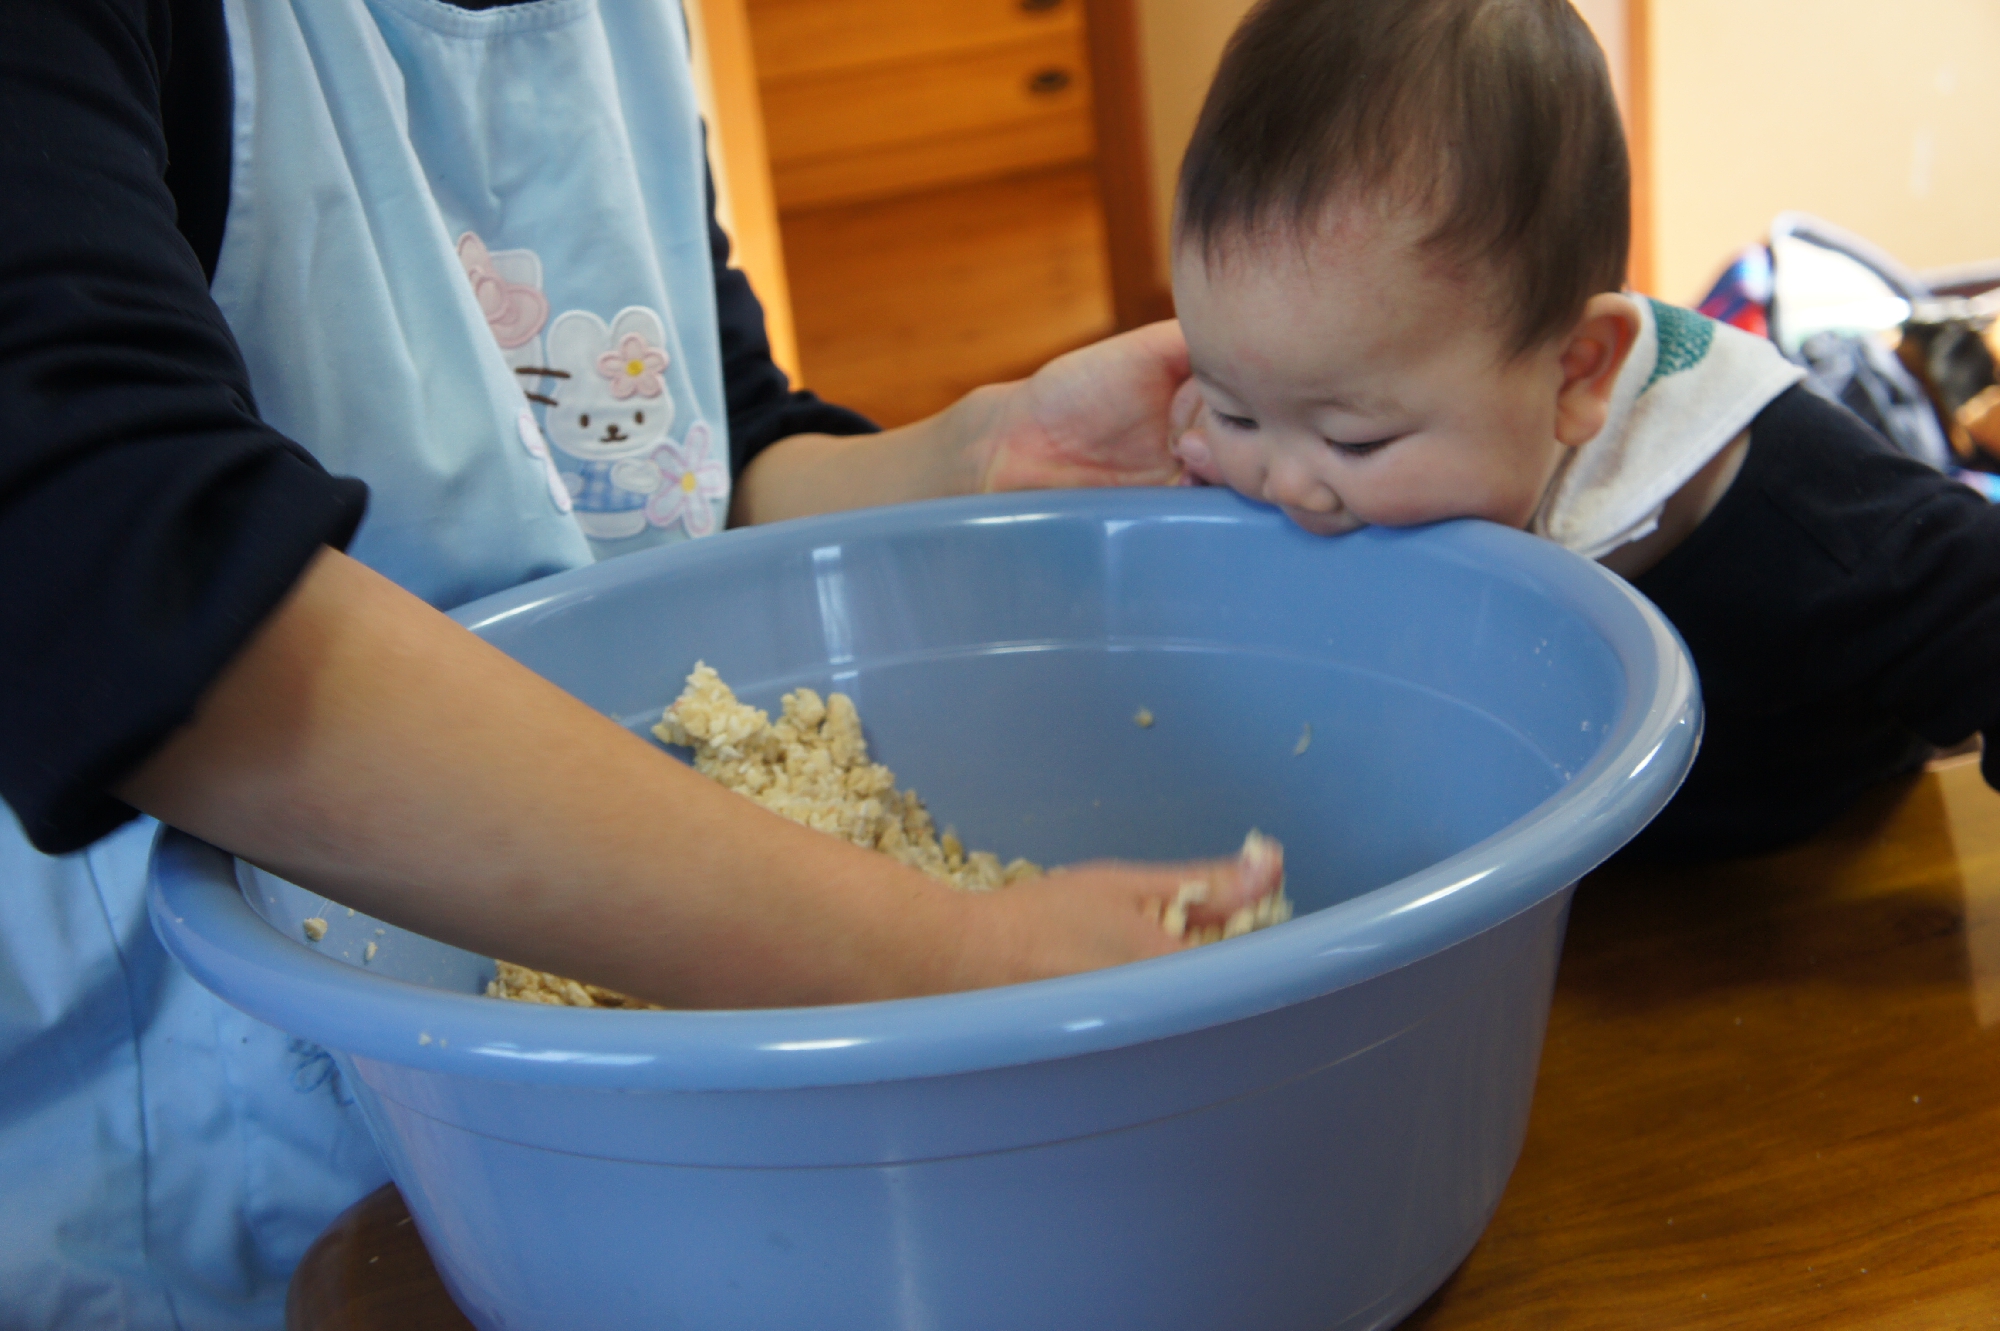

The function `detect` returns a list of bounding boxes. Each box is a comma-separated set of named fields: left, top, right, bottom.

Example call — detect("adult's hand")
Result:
left=970, top=319, right=1191, bottom=493
left=955, top=841, right=1288, bottom=988
left=732, top=322, right=1193, bottom=526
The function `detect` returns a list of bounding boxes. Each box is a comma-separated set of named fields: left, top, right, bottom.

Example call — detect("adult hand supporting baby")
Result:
left=730, top=321, right=1191, bottom=526
left=116, top=547, right=1279, bottom=1008
left=966, top=318, right=1191, bottom=494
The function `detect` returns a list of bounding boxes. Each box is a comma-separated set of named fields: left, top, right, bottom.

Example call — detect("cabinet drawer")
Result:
left=748, top=0, right=1081, bottom=82
left=772, top=115, right=1094, bottom=211
left=764, top=31, right=1094, bottom=209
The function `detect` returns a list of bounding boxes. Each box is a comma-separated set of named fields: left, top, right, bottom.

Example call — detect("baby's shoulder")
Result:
left=1639, top=385, right=1999, bottom=657
left=1741, top=386, right=1990, bottom=573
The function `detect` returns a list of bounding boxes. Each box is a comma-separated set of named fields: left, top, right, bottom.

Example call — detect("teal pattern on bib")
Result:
left=1643, top=297, right=1717, bottom=393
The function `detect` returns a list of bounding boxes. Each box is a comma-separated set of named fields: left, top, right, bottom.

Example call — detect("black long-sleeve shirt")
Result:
left=1628, top=385, right=2000, bottom=861
left=0, top=0, right=873, bottom=854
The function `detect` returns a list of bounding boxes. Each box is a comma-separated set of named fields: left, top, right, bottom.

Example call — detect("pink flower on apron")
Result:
left=597, top=333, right=670, bottom=399
left=644, top=421, right=728, bottom=536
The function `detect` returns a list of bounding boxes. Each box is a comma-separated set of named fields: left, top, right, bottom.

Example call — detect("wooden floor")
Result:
left=778, top=162, right=1117, bottom=428
left=1405, top=755, right=2000, bottom=1329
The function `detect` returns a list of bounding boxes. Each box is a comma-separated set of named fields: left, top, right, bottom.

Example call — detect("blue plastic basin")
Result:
left=149, top=489, right=1697, bottom=1330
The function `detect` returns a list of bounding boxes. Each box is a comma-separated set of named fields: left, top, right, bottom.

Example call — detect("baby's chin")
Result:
left=1281, top=506, right=1367, bottom=537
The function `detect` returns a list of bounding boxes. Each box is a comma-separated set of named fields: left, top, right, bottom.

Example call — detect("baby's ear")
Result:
left=1553, top=295, right=1640, bottom=447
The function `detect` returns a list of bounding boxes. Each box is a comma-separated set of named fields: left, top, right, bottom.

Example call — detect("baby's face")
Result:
left=1172, top=214, right=1574, bottom=536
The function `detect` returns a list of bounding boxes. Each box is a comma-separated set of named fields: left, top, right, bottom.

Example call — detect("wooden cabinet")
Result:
left=743, top=0, right=1162, bottom=424
left=748, top=0, right=1082, bottom=80
left=749, top=0, right=1097, bottom=210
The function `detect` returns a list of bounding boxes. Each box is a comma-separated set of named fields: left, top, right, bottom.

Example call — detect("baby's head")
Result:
left=1171, top=0, right=1637, bottom=535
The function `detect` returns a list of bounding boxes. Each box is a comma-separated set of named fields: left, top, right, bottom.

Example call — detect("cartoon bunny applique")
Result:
left=544, top=306, right=723, bottom=541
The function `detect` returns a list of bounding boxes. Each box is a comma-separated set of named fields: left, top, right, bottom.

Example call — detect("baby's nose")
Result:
left=1264, top=462, right=1339, bottom=514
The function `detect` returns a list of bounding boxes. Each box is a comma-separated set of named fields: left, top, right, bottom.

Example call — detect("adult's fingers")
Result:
left=1150, top=831, right=1287, bottom=943
left=1070, top=831, right=1287, bottom=942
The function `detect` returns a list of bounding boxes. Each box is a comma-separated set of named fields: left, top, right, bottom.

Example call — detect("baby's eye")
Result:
left=634, top=410, right=645, bottom=424
left=1212, top=410, right=1259, bottom=432
left=579, top=414, right=591, bottom=428
left=1326, top=435, right=1397, bottom=458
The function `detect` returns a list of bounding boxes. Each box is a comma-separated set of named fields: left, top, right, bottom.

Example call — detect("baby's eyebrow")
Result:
left=1308, top=391, right=1398, bottom=416
left=1191, top=371, right=1250, bottom=404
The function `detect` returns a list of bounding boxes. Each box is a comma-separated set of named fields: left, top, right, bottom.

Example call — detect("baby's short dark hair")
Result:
left=1176, top=0, right=1629, bottom=356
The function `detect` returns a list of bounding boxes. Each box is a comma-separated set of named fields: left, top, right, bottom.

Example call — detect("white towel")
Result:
left=1532, top=297, right=1804, bottom=559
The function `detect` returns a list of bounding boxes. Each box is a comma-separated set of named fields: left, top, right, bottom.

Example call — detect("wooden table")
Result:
left=289, top=758, right=2000, bottom=1330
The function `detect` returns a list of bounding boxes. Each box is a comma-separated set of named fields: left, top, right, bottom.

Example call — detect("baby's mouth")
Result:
left=1281, top=505, right=1366, bottom=537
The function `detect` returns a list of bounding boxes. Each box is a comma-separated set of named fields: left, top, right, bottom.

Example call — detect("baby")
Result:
left=1167, top=0, right=2000, bottom=860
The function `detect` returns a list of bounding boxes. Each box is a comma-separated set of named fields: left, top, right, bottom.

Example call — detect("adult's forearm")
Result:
left=730, top=384, right=1005, bottom=525
left=734, top=321, right=1193, bottom=527
left=115, top=547, right=979, bottom=1008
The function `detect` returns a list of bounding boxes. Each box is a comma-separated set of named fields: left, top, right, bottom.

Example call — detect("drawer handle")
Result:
left=1019, top=0, right=1064, bottom=10
left=1027, top=67, right=1073, bottom=96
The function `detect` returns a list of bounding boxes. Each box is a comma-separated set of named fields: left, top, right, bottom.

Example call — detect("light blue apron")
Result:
left=0, top=1, right=725, bottom=1324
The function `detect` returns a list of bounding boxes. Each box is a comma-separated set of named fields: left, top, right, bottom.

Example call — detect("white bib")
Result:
left=1534, top=297, right=1804, bottom=560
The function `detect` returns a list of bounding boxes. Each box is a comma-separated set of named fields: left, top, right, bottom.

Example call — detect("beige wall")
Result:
left=1134, top=0, right=1257, bottom=281
left=1648, top=1, right=2000, bottom=303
